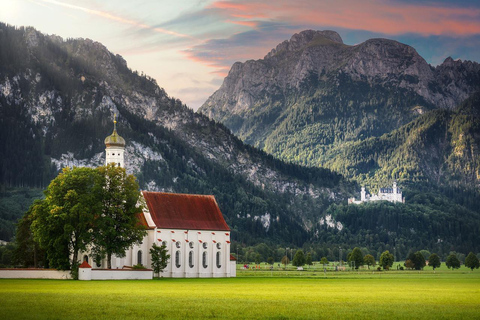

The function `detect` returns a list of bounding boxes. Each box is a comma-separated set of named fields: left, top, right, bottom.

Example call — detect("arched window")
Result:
left=203, top=242, right=208, bottom=249
left=83, top=255, right=89, bottom=263
left=202, top=252, right=208, bottom=268
left=216, top=243, right=221, bottom=250
left=176, top=241, right=181, bottom=248
left=162, top=241, right=167, bottom=247
left=216, top=252, right=222, bottom=268
left=189, top=242, right=194, bottom=249
left=137, top=250, right=142, bottom=265
left=175, top=250, right=181, bottom=268
left=189, top=251, right=194, bottom=268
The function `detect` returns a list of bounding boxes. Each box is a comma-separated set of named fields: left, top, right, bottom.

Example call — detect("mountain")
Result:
left=0, top=23, right=349, bottom=245
left=1, top=24, right=479, bottom=258
left=199, top=30, right=480, bottom=188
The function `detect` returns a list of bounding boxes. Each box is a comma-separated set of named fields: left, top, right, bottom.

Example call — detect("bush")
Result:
left=132, top=264, right=146, bottom=270
left=377, top=267, right=382, bottom=271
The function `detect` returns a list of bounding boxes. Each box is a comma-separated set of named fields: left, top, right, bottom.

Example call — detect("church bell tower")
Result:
left=104, top=113, right=125, bottom=168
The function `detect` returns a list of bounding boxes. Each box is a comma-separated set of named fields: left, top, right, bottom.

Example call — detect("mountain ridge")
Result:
left=199, top=29, right=480, bottom=188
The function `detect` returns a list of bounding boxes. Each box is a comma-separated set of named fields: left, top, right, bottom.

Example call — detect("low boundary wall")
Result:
left=0, top=268, right=71, bottom=279
left=89, top=269, right=153, bottom=280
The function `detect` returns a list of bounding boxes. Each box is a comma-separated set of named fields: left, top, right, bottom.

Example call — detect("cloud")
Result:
left=183, top=22, right=301, bottom=76
left=36, top=0, right=196, bottom=39
left=208, top=0, right=480, bottom=36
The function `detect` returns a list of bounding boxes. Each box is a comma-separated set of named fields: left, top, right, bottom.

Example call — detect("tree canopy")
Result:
left=292, top=249, right=306, bottom=267
left=446, top=254, right=461, bottom=269
left=150, top=243, right=170, bottom=277
left=465, top=252, right=480, bottom=271
left=379, top=250, right=394, bottom=270
left=28, top=165, right=145, bottom=271
left=428, top=253, right=441, bottom=270
left=348, top=247, right=364, bottom=269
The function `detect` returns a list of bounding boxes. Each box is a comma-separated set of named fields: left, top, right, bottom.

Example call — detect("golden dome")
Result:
left=104, top=114, right=125, bottom=148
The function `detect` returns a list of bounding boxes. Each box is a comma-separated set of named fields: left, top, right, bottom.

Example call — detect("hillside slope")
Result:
left=0, top=23, right=348, bottom=244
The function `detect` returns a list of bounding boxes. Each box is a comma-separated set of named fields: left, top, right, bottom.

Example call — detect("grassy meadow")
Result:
left=1, top=267, right=479, bottom=319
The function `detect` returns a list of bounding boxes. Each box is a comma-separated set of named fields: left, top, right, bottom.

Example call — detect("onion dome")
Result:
left=104, top=114, right=125, bottom=147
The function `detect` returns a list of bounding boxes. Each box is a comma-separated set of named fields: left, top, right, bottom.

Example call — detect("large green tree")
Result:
left=363, top=254, right=375, bottom=269
left=465, top=252, right=480, bottom=271
left=292, top=249, right=306, bottom=267
left=28, top=165, right=145, bottom=271
left=31, top=167, right=99, bottom=270
left=348, top=247, right=364, bottom=269
left=379, top=250, right=394, bottom=270
left=446, top=254, right=461, bottom=269
left=91, top=164, right=146, bottom=269
left=428, top=253, right=441, bottom=270
left=408, top=251, right=426, bottom=270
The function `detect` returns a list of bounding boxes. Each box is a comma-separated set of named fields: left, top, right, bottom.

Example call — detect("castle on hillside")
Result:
left=82, top=115, right=236, bottom=278
left=348, top=182, right=405, bottom=204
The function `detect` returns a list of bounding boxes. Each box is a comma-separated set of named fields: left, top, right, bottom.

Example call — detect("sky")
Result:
left=1, top=0, right=480, bottom=110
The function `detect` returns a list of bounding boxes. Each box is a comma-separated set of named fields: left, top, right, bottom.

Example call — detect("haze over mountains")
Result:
left=1, top=24, right=479, bottom=257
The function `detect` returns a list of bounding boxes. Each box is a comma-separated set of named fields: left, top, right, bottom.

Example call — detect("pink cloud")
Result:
left=210, top=0, right=480, bottom=36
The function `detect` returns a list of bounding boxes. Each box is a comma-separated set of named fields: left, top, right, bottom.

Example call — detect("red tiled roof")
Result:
left=142, top=191, right=230, bottom=231
left=79, top=261, right=92, bottom=268
left=230, top=254, right=237, bottom=261
left=136, top=212, right=155, bottom=230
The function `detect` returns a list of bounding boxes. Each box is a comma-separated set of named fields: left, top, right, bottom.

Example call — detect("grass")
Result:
left=1, top=269, right=479, bottom=319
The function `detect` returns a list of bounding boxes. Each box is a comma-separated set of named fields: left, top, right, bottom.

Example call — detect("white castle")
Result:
left=348, top=182, right=405, bottom=204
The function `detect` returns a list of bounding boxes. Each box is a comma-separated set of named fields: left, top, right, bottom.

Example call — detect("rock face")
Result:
left=200, top=30, right=480, bottom=172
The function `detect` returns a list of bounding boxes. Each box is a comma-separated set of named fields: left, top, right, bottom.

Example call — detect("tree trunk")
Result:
left=107, top=253, right=112, bottom=269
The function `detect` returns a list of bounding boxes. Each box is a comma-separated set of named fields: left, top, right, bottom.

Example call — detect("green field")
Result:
left=1, top=270, right=479, bottom=319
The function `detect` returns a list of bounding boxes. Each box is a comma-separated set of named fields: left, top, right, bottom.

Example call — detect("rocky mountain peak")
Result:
left=265, top=30, right=343, bottom=59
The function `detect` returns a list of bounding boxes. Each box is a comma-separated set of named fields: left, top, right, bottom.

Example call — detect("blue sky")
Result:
left=1, top=0, right=479, bottom=110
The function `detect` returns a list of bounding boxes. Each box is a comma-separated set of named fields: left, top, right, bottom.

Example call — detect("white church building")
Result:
left=348, top=182, right=405, bottom=204
left=83, top=116, right=236, bottom=277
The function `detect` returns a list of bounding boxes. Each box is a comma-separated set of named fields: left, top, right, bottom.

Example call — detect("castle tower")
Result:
left=104, top=113, right=125, bottom=168
left=361, top=186, right=366, bottom=202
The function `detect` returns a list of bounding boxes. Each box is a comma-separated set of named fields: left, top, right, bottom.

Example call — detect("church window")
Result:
left=216, top=252, right=221, bottom=268
left=118, top=163, right=120, bottom=167
left=203, top=242, right=208, bottom=249
left=137, top=250, right=142, bottom=265
left=202, top=252, right=208, bottom=268
left=176, top=241, right=181, bottom=248
left=189, top=251, right=194, bottom=268
left=175, top=250, right=181, bottom=268
left=83, top=255, right=89, bottom=263
left=216, top=243, right=221, bottom=250
left=189, top=242, right=194, bottom=249
left=162, top=241, right=167, bottom=247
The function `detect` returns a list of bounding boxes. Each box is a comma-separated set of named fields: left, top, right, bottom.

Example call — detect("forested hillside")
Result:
left=0, top=23, right=348, bottom=246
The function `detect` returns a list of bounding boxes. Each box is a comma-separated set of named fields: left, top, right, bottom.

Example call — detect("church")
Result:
left=84, top=116, right=236, bottom=277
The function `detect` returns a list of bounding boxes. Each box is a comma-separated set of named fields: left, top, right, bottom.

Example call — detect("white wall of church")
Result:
left=151, top=228, right=232, bottom=278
